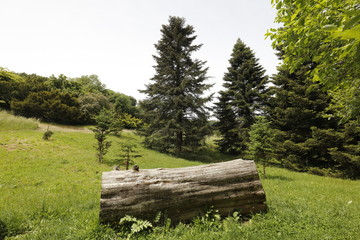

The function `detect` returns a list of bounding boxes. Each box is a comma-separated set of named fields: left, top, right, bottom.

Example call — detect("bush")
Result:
left=42, top=127, right=54, bottom=140
left=11, top=90, right=84, bottom=124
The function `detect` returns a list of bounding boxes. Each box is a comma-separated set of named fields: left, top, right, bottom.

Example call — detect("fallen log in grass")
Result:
left=100, top=159, right=267, bottom=224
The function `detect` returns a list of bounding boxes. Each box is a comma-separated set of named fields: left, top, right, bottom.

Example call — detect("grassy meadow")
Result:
left=0, top=111, right=39, bottom=131
left=0, top=112, right=359, bottom=239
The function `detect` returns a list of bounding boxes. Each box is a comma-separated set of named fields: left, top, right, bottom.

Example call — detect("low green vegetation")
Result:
left=0, top=111, right=39, bottom=131
left=0, top=115, right=359, bottom=239
left=0, top=126, right=202, bottom=239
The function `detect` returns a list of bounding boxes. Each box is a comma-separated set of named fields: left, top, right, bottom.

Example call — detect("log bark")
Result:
left=100, top=159, right=267, bottom=224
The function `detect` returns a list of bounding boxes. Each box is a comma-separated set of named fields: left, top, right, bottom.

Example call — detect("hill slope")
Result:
left=0, top=113, right=359, bottom=239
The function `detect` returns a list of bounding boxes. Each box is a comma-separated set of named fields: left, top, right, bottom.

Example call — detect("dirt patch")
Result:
left=4, top=139, right=33, bottom=152
left=37, top=123, right=92, bottom=133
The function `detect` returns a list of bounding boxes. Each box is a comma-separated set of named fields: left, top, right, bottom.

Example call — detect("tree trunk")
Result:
left=176, top=130, right=183, bottom=154
left=100, top=159, right=267, bottom=225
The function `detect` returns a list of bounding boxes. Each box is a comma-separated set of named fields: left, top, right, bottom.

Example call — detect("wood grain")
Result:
left=100, top=159, right=267, bottom=224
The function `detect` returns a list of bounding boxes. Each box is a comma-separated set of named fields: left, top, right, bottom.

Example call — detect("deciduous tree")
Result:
left=0, top=68, right=24, bottom=109
left=268, top=0, right=360, bottom=121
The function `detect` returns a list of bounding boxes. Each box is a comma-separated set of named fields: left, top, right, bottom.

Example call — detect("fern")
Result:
left=118, top=215, right=153, bottom=239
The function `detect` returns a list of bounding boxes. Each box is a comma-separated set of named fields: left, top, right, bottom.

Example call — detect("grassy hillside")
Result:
left=0, top=113, right=359, bottom=239
left=0, top=111, right=39, bottom=130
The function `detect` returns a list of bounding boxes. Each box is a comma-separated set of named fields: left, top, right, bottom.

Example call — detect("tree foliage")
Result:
left=266, top=0, right=360, bottom=178
left=73, top=75, right=107, bottom=94
left=114, top=143, right=142, bottom=170
left=11, top=90, right=84, bottom=124
left=248, top=117, right=276, bottom=177
left=0, top=68, right=25, bottom=109
left=268, top=0, right=360, bottom=121
left=140, top=16, right=213, bottom=154
left=91, top=109, right=118, bottom=163
left=214, top=39, right=268, bottom=154
left=0, top=68, right=140, bottom=126
left=268, top=63, right=360, bottom=178
left=78, top=92, right=111, bottom=123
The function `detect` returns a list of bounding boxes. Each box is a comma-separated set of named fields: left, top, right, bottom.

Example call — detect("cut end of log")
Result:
left=99, top=159, right=267, bottom=225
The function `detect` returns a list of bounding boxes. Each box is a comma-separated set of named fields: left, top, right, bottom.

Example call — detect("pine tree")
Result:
left=140, top=16, right=213, bottom=154
left=214, top=39, right=267, bottom=154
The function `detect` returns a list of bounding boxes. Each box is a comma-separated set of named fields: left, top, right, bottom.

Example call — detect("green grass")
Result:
left=0, top=111, right=39, bottom=130
left=136, top=167, right=360, bottom=240
left=0, top=115, right=359, bottom=239
left=0, top=127, right=204, bottom=239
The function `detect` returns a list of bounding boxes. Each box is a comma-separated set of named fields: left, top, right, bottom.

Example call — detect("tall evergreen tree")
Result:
left=140, top=16, right=213, bottom=154
left=214, top=39, right=267, bottom=154
left=268, top=64, right=338, bottom=170
left=268, top=64, right=360, bottom=178
left=268, top=65, right=335, bottom=141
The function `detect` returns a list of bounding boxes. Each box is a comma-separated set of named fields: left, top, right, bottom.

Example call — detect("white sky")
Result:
left=0, top=0, right=280, bottom=100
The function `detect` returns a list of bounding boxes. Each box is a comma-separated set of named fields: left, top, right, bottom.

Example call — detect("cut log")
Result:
left=100, top=159, right=267, bottom=224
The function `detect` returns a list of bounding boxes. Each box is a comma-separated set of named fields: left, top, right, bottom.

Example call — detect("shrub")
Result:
left=11, top=90, right=84, bottom=124
left=248, top=117, right=276, bottom=177
left=42, top=126, right=54, bottom=140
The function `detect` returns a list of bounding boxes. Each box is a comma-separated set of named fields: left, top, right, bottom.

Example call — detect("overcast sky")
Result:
left=1, top=0, right=280, bottom=100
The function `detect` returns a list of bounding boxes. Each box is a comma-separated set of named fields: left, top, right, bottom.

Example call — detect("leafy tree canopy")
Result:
left=73, top=75, right=107, bottom=94
left=268, top=0, right=360, bottom=121
left=0, top=68, right=25, bottom=109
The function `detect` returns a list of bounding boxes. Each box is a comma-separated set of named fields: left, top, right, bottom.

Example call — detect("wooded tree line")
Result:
left=139, top=16, right=359, bottom=179
left=0, top=70, right=140, bottom=127
left=1, top=12, right=359, bottom=179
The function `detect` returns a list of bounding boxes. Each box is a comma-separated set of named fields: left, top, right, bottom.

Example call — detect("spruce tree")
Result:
left=140, top=16, right=212, bottom=154
left=268, top=65, right=335, bottom=139
left=267, top=51, right=360, bottom=178
left=214, top=39, right=267, bottom=154
left=268, top=64, right=338, bottom=171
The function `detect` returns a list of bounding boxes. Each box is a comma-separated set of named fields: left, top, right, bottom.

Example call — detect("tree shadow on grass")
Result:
left=265, top=175, right=294, bottom=181
left=176, top=148, right=239, bottom=164
left=103, top=131, right=241, bottom=167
